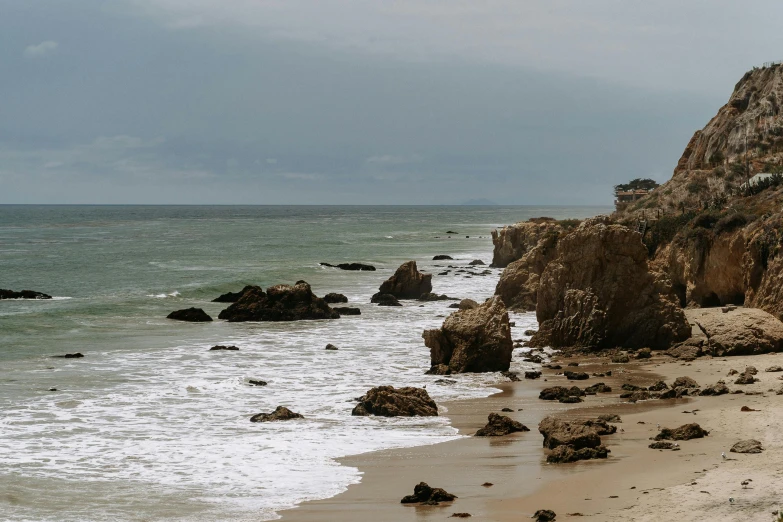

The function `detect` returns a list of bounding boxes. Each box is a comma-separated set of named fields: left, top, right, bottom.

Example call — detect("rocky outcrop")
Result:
left=538, top=416, right=612, bottom=463
left=654, top=423, right=709, bottom=441
left=530, top=218, right=691, bottom=350
left=378, top=261, right=432, bottom=299
left=209, top=345, right=239, bottom=351
left=688, top=307, right=783, bottom=356
left=218, top=282, right=339, bottom=322
left=320, top=262, right=376, bottom=271
left=213, top=285, right=253, bottom=303
left=400, top=482, right=456, bottom=504
left=538, top=386, right=584, bottom=401
left=731, top=439, right=764, bottom=454
left=250, top=406, right=303, bottom=422
left=494, top=229, right=561, bottom=311
left=475, top=413, right=529, bottom=436
left=167, top=308, right=213, bottom=322
left=433, top=255, right=453, bottom=260
left=422, top=296, right=513, bottom=373
left=352, top=386, right=438, bottom=417
left=323, top=293, right=348, bottom=303
left=490, top=219, right=564, bottom=268
left=333, top=306, right=361, bottom=315
left=699, top=381, right=730, bottom=396
left=0, top=289, right=52, bottom=300
left=371, top=293, right=402, bottom=306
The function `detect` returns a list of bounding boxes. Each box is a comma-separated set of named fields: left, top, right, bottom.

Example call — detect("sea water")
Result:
left=0, top=205, right=607, bottom=521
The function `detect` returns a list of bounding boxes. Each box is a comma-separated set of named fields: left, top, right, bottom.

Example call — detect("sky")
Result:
left=2, top=1, right=782, bottom=205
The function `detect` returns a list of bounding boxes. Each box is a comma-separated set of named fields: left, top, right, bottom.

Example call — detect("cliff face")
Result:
left=490, top=219, right=563, bottom=268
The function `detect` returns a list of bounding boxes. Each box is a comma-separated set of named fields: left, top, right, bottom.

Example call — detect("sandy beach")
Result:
left=280, top=351, right=783, bottom=521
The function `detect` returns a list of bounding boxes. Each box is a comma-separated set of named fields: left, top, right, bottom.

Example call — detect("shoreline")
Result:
left=279, top=352, right=783, bottom=521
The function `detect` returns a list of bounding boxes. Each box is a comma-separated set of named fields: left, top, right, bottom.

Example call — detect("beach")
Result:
left=282, top=350, right=783, bottom=521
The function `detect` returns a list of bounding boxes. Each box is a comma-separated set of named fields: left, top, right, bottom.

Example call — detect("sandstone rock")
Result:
left=636, top=348, right=652, bottom=359
left=654, top=423, right=708, bottom=441
left=734, top=370, right=757, bottom=384
left=218, top=282, right=338, bottom=322
left=167, top=308, right=213, bottom=322
left=547, top=444, right=609, bottom=463
left=699, top=381, right=730, bottom=396
left=400, top=482, right=456, bottom=504
left=323, top=293, right=348, bottom=303
left=538, top=416, right=602, bottom=450
left=250, top=406, right=303, bottom=422
left=530, top=219, right=690, bottom=350
left=0, top=289, right=52, bottom=300
left=213, top=285, right=254, bottom=303
left=564, top=371, right=589, bottom=380
left=533, top=509, right=557, bottom=522
left=494, top=229, right=561, bottom=311
left=475, top=413, right=530, bottom=436
left=209, top=345, right=239, bottom=351
left=766, top=365, right=783, bottom=372
left=689, top=307, right=783, bottom=356
left=320, top=262, right=376, bottom=271
left=648, top=380, right=669, bottom=391
left=612, top=354, right=630, bottom=363
left=371, top=293, right=402, bottom=306
left=433, top=255, right=453, bottom=260
left=524, top=371, right=542, bottom=379
left=666, top=338, right=705, bottom=360
left=333, top=306, right=361, bottom=315
left=423, top=296, right=513, bottom=374
left=585, top=383, right=612, bottom=394
left=457, top=298, right=479, bottom=310
left=352, top=386, right=438, bottom=417
left=378, top=261, right=432, bottom=299
left=539, top=386, right=584, bottom=401
left=673, top=376, right=699, bottom=388
left=491, top=219, right=564, bottom=268
left=745, top=366, right=758, bottom=375
left=730, top=439, right=764, bottom=454
left=649, top=441, right=678, bottom=450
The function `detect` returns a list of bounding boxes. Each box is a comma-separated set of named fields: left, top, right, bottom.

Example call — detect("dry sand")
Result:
left=280, top=353, right=783, bottom=522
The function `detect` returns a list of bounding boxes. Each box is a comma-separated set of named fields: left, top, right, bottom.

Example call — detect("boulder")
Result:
left=457, top=299, right=479, bottom=310
left=734, top=370, right=757, bottom=385
left=636, top=348, right=652, bottom=359
left=212, top=285, right=254, bottom=303
left=673, top=376, right=699, bottom=388
left=547, top=444, right=609, bottom=463
left=400, top=482, right=456, bottom=504
left=624, top=390, right=653, bottom=402
left=688, top=307, right=783, bottom=356
left=558, top=396, right=582, bottom=404
left=433, top=255, right=453, bottom=260
left=666, top=338, right=705, bottom=360
left=539, top=386, right=584, bottom=401
left=530, top=219, right=691, bottom=350
left=654, top=423, right=708, bottom=441
left=584, top=382, right=612, bottom=394
left=765, top=365, right=783, bottom=372
left=538, top=416, right=603, bottom=450
left=730, top=439, right=764, bottom=454
left=648, top=380, right=669, bottom=391
left=0, top=289, right=52, bottom=300
left=378, top=261, right=432, bottom=299
left=248, top=379, right=267, bottom=386
left=469, top=259, right=485, bottom=266
left=352, top=386, right=438, bottom=417
left=167, top=308, right=213, bottom=322
left=699, top=381, right=730, bottom=396
left=333, top=306, right=361, bottom=315
left=524, top=371, right=542, bottom=380
left=53, top=353, right=84, bottom=358
left=597, top=413, right=621, bottom=423
left=422, top=296, right=513, bottom=373
left=533, top=510, right=557, bottom=522
left=649, top=441, right=678, bottom=450
left=218, top=282, right=339, bottom=322
left=325, top=344, right=339, bottom=350
left=611, top=354, right=630, bottom=363
left=564, top=371, right=589, bottom=380
left=250, top=406, right=303, bottom=422
left=209, top=345, right=239, bottom=351
left=418, top=293, right=456, bottom=302
left=320, top=262, right=376, bottom=271
left=475, top=413, right=530, bottom=436
left=323, top=293, right=348, bottom=304
left=501, top=371, right=521, bottom=382
left=659, top=387, right=690, bottom=399
left=371, top=293, right=402, bottom=307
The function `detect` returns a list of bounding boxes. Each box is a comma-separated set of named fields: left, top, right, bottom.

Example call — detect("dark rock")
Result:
left=611, top=354, right=630, bottom=363
left=325, top=344, right=339, bottom=350
left=524, top=329, right=538, bottom=336
left=673, top=377, right=699, bottom=389
left=209, top=345, right=239, bottom=351
left=448, top=303, right=460, bottom=308
left=564, top=371, right=589, bottom=380
left=525, top=371, right=542, bottom=380
left=734, top=370, right=757, bottom=385
left=539, top=386, right=584, bottom=401
left=320, top=262, right=376, bottom=271
left=648, top=441, right=678, bottom=449
left=636, top=348, right=652, bottom=359
left=648, top=380, right=669, bottom=391
left=567, top=362, right=580, bottom=367
left=533, top=509, right=557, bottom=522
left=621, top=384, right=642, bottom=391
left=218, top=282, right=339, bottom=322
left=624, top=390, right=652, bottom=402
left=730, top=439, right=764, bottom=454
left=423, top=296, right=513, bottom=374
left=213, top=285, right=254, bottom=303
left=167, top=308, right=213, bottom=322
left=434, top=379, right=457, bottom=385
left=433, top=255, right=453, bottom=260
left=558, top=396, right=583, bottom=403
left=450, top=514, right=471, bottom=518
left=333, top=306, right=361, bottom=315
left=659, top=386, right=690, bottom=399
left=426, top=364, right=451, bottom=375
left=418, top=293, right=456, bottom=302
left=457, top=298, right=479, bottom=310
left=378, top=261, right=432, bottom=299
left=352, top=386, right=438, bottom=417
left=501, top=371, right=521, bottom=382
left=371, top=293, right=402, bottom=307
left=0, top=289, right=52, bottom=300
left=323, top=293, right=348, bottom=304
left=501, top=407, right=514, bottom=412
left=745, top=366, right=759, bottom=375
left=475, top=413, right=530, bottom=436
left=538, top=416, right=602, bottom=450
left=469, top=259, right=485, bottom=266
left=547, top=444, right=609, bottom=463
left=584, top=382, right=612, bottom=394
left=654, top=423, right=708, bottom=441
left=523, top=354, right=544, bottom=363
left=545, top=364, right=562, bottom=370
left=48, top=388, right=57, bottom=391
left=400, top=482, right=456, bottom=504
left=250, top=406, right=303, bottom=422
left=248, top=380, right=267, bottom=386
left=699, top=381, right=730, bottom=396
left=597, top=414, right=621, bottom=423
left=53, top=353, right=84, bottom=358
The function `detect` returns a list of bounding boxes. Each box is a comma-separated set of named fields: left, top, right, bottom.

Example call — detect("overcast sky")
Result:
left=2, top=1, right=782, bottom=205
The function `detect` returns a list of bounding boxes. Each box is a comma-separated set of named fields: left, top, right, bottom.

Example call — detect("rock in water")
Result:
left=0, top=289, right=52, bottom=300
left=422, top=296, right=513, bottom=373
left=400, top=482, right=456, bottom=504
left=218, top=282, right=339, bottom=322
left=457, top=298, right=479, bottom=310
left=167, top=308, right=213, bottom=322
left=654, top=423, right=709, bottom=441
left=212, top=285, right=254, bottom=303
left=333, top=306, right=361, bottom=315
left=469, top=259, right=485, bottom=266
left=475, top=413, right=529, bottom=436
left=250, top=406, right=303, bottom=422
left=370, top=293, right=402, bottom=306
left=433, top=255, right=453, bottom=260
left=378, top=261, right=432, bottom=299
left=323, top=293, right=348, bottom=304
left=730, top=439, right=764, bottom=454
left=209, top=345, right=239, bottom=351
left=530, top=218, right=691, bottom=350
left=319, top=262, right=376, bottom=271
left=325, top=344, right=339, bottom=350
left=352, top=386, right=438, bottom=417
left=53, top=353, right=84, bottom=358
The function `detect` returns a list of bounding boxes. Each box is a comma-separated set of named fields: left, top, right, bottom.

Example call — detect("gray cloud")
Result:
left=23, top=40, right=58, bottom=57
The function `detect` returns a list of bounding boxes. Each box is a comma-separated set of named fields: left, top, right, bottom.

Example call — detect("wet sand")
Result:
left=280, top=353, right=783, bottom=521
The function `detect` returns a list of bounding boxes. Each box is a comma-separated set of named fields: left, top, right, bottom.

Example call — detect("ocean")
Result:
left=0, top=205, right=607, bottom=521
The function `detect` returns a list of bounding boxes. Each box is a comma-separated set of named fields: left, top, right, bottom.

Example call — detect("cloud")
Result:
left=24, top=40, right=59, bottom=58
left=365, top=154, right=422, bottom=165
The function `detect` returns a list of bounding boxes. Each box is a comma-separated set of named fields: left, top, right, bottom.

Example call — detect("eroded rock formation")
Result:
left=352, top=386, right=438, bottom=417
left=378, top=261, right=432, bottom=299
left=218, top=282, right=339, bottom=322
